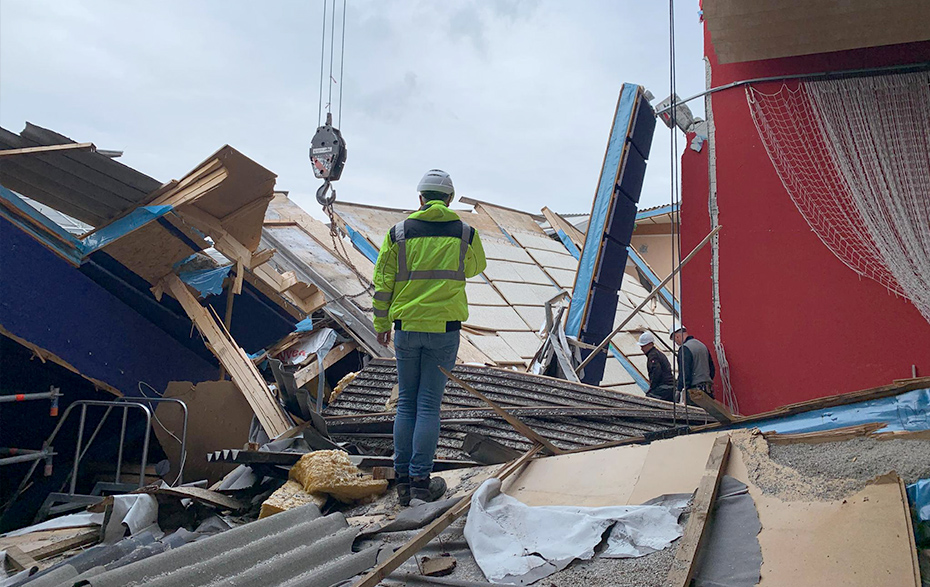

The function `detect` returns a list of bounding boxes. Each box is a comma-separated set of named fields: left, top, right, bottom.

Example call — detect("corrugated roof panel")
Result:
left=81, top=504, right=377, bottom=587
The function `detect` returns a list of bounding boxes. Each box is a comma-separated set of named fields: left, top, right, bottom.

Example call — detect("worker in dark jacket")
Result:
left=638, top=332, right=675, bottom=402
left=671, top=325, right=716, bottom=402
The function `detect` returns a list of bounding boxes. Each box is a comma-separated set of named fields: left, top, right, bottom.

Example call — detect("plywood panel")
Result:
left=497, top=331, right=545, bottom=359
left=465, top=282, right=508, bottom=306
left=475, top=202, right=547, bottom=236
left=483, top=259, right=552, bottom=285
left=504, top=433, right=720, bottom=507
left=526, top=248, right=578, bottom=271
left=465, top=305, right=533, bottom=331
left=493, top=282, right=563, bottom=306
left=466, top=334, right=526, bottom=364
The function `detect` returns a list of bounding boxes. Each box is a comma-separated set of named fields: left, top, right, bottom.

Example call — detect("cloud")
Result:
left=0, top=0, right=707, bottom=220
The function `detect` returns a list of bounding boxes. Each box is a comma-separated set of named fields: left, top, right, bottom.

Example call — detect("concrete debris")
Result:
left=289, top=450, right=388, bottom=504
left=420, top=554, right=457, bottom=577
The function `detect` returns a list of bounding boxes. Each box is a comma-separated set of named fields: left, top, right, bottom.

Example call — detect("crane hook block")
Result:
left=310, top=113, right=347, bottom=183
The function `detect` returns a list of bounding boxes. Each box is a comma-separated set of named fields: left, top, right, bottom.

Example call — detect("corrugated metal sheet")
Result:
left=0, top=123, right=162, bottom=227
left=72, top=504, right=377, bottom=587
left=325, top=360, right=712, bottom=458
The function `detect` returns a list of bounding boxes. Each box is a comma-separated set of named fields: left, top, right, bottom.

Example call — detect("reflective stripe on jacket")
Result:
left=372, top=200, right=487, bottom=333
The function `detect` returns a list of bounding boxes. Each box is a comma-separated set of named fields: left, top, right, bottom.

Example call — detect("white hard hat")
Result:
left=637, top=332, right=655, bottom=347
left=418, top=169, right=455, bottom=196
left=669, top=324, right=686, bottom=336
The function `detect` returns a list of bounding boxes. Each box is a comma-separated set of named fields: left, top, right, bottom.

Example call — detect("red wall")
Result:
left=680, top=35, right=930, bottom=415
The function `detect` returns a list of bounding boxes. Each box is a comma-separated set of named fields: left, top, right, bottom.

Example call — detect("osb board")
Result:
left=497, top=331, right=546, bottom=359
left=526, top=248, right=578, bottom=271
left=331, top=202, right=408, bottom=244
left=493, top=281, right=563, bottom=307
left=465, top=333, right=526, bottom=364
left=157, top=380, right=254, bottom=485
left=510, top=231, right=569, bottom=254
left=465, top=282, right=508, bottom=306
left=503, top=432, right=722, bottom=507
left=482, top=240, right=534, bottom=263
left=465, top=305, right=534, bottom=332
left=265, top=226, right=371, bottom=305
left=725, top=440, right=920, bottom=587
left=474, top=202, right=548, bottom=236
left=276, top=199, right=377, bottom=276
left=483, top=259, right=552, bottom=285
left=101, top=217, right=207, bottom=285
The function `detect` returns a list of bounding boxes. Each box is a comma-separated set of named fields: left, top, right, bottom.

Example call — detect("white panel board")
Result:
left=493, top=282, right=563, bottom=306
left=601, top=358, right=637, bottom=386
left=602, top=383, right=646, bottom=398
left=466, top=334, right=526, bottom=364
left=526, top=248, right=578, bottom=271
left=626, top=354, right=649, bottom=378
left=611, top=331, right=645, bottom=356
left=465, top=282, right=508, bottom=306
left=483, top=259, right=552, bottom=285
left=483, top=240, right=534, bottom=263
left=510, top=231, right=570, bottom=254
left=545, top=267, right=577, bottom=290
left=465, top=305, right=533, bottom=331
left=514, top=305, right=546, bottom=332
left=497, top=331, right=545, bottom=359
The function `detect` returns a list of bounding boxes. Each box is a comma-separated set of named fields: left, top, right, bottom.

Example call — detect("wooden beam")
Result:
left=23, top=528, right=100, bottom=560
left=665, top=435, right=731, bottom=587
left=3, top=545, right=38, bottom=572
left=351, top=446, right=542, bottom=587
left=541, top=206, right=585, bottom=251
left=440, top=368, right=564, bottom=455
left=687, top=389, right=739, bottom=424
left=0, top=142, right=95, bottom=158
left=293, top=341, right=358, bottom=388
left=164, top=274, right=290, bottom=436
left=248, top=248, right=276, bottom=269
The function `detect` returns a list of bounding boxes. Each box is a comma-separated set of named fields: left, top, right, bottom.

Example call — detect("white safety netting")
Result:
left=746, top=72, right=930, bottom=323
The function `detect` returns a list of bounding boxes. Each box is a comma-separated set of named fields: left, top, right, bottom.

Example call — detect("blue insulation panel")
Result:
left=566, top=83, right=656, bottom=387
left=0, top=216, right=218, bottom=396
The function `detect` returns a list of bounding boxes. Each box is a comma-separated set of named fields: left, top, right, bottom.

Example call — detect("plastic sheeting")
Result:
left=907, top=478, right=930, bottom=548
left=178, top=266, right=233, bottom=298
left=692, top=476, right=762, bottom=587
left=80, top=206, right=173, bottom=251
left=742, top=387, right=930, bottom=434
left=464, top=478, right=686, bottom=585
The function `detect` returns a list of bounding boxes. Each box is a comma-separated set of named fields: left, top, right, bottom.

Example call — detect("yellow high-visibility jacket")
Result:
left=372, top=200, right=487, bottom=333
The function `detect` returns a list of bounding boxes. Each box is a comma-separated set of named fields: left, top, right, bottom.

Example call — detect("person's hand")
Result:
left=377, top=331, right=392, bottom=346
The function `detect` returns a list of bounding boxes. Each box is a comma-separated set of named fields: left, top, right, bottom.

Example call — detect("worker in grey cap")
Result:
left=670, top=325, right=716, bottom=403
left=638, top=332, right=675, bottom=402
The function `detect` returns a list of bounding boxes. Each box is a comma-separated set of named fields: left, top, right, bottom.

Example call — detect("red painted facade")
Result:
left=679, top=33, right=930, bottom=414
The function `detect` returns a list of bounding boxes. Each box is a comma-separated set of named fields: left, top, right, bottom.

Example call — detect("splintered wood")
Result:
left=164, top=274, right=290, bottom=437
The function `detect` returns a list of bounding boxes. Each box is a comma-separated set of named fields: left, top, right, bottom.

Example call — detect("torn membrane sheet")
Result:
left=464, top=478, right=687, bottom=585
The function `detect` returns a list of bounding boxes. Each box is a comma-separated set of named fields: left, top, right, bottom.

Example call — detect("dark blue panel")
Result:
left=0, top=216, right=218, bottom=396
left=594, top=240, right=630, bottom=292
left=578, top=346, right=607, bottom=386
left=629, top=95, right=657, bottom=160
left=583, top=284, right=620, bottom=338
left=606, top=197, right=638, bottom=247
left=208, top=284, right=297, bottom=354
left=617, top=148, right=647, bottom=205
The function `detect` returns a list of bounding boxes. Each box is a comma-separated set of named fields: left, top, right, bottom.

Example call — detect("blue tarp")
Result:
left=294, top=317, right=315, bottom=332
left=342, top=222, right=380, bottom=264
left=740, top=387, right=930, bottom=434
left=81, top=205, right=174, bottom=251
left=179, top=266, right=233, bottom=298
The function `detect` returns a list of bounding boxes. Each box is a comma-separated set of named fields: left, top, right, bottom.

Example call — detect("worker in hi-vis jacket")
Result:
left=372, top=169, right=487, bottom=506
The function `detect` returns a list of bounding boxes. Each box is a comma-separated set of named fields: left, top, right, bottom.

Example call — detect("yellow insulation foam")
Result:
left=289, top=450, right=388, bottom=504
left=259, top=480, right=327, bottom=519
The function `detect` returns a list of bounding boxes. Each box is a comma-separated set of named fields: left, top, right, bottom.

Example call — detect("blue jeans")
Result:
left=393, top=330, right=460, bottom=478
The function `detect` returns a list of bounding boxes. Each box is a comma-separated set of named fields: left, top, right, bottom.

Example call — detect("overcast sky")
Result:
left=0, top=0, right=705, bottom=220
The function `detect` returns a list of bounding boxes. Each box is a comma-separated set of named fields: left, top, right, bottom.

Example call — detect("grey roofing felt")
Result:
left=0, top=123, right=162, bottom=227
left=62, top=504, right=377, bottom=587
left=325, top=360, right=712, bottom=458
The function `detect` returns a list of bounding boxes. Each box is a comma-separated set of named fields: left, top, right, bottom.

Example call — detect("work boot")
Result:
left=410, top=475, right=447, bottom=503
left=396, top=474, right=411, bottom=507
